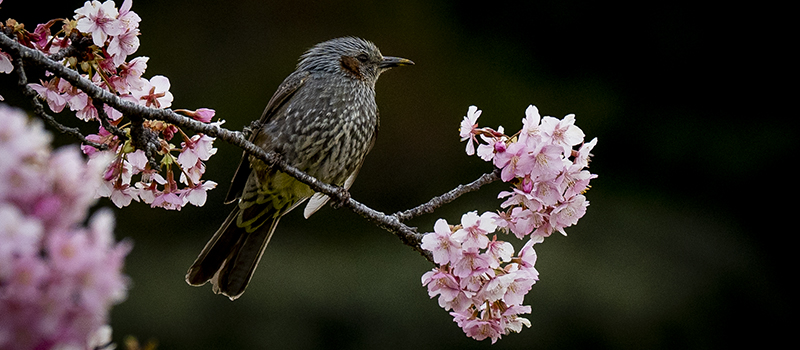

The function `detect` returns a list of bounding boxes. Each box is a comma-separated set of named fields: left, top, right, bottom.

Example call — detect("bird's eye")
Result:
left=356, top=53, right=369, bottom=63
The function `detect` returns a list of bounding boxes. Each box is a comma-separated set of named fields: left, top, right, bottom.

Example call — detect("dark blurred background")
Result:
left=1, top=1, right=790, bottom=349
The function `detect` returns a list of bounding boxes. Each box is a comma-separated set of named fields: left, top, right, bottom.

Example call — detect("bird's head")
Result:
left=298, top=37, right=413, bottom=86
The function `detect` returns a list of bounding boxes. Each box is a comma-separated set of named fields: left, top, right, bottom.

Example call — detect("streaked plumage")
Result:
left=185, top=37, right=413, bottom=300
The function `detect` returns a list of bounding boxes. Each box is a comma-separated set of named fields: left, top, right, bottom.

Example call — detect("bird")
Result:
left=185, top=37, right=413, bottom=300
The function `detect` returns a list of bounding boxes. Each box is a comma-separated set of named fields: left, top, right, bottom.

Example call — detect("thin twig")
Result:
left=394, top=169, right=501, bottom=222
left=92, top=98, right=127, bottom=141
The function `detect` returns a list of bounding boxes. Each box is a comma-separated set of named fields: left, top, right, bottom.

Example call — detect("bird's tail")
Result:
left=185, top=204, right=280, bottom=300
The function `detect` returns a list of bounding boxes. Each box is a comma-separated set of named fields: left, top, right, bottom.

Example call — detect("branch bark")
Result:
left=1, top=33, right=501, bottom=264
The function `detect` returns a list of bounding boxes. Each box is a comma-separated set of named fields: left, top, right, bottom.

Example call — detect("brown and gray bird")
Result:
left=185, top=37, right=413, bottom=300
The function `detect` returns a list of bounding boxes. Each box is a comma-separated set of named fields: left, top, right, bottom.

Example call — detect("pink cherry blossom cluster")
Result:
left=0, top=105, right=130, bottom=350
left=4, top=0, right=219, bottom=210
left=461, top=104, right=597, bottom=239
left=421, top=213, right=541, bottom=343
left=81, top=123, right=219, bottom=210
left=421, top=105, right=597, bottom=342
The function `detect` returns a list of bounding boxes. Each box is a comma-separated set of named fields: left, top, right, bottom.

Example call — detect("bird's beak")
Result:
left=379, top=56, right=415, bottom=69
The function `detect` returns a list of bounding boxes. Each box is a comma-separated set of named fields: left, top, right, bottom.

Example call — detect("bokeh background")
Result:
left=1, top=1, right=790, bottom=349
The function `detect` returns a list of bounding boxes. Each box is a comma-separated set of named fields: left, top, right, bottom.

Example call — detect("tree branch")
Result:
left=394, top=169, right=501, bottom=222
left=1, top=33, right=501, bottom=265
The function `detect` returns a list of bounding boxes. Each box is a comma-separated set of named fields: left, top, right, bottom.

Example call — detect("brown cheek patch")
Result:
left=339, top=56, right=363, bottom=79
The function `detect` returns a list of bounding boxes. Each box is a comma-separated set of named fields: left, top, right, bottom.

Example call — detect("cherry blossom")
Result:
left=519, top=104, right=542, bottom=143
left=451, top=211, right=497, bottom=251
left=29, top=78, right=67, bottom=113
left=176, top=107, right=216, bottom=122
left=420, top=218, right=462, bottom=265
left=550, top=194, right=589, bottom=236
left=112, top=56, right=149, bottom=93
left=493, top=139, right=535, bottom=182
left=180, top=180, right=218, bottom=206
left=133, top=75, right=173, bottom=108
left=541, top=113, right=585, bottom=156
left=475, top=127, right=504, bottom=161
left=74, top=0, right=124, bottom=47
left=117, top=0, right=141, bottom=32
left=459, top=105, right=482, bottom=155
left=178, top=134, right=218, bottom=169
left=107, top=26, right=140, bottom=66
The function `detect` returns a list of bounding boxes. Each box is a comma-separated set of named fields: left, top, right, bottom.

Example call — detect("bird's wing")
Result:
left=224, top=70, right=311, bottom=204
left=259, top=70, right=311, bottom=125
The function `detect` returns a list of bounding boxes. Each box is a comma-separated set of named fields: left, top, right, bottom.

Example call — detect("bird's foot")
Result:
left=242, top=120, right=263, bottom=139
left=331, top=187, right=351, bottom=209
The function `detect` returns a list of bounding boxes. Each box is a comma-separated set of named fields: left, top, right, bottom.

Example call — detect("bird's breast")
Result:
left=278, top=77, right=378, bottom=184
